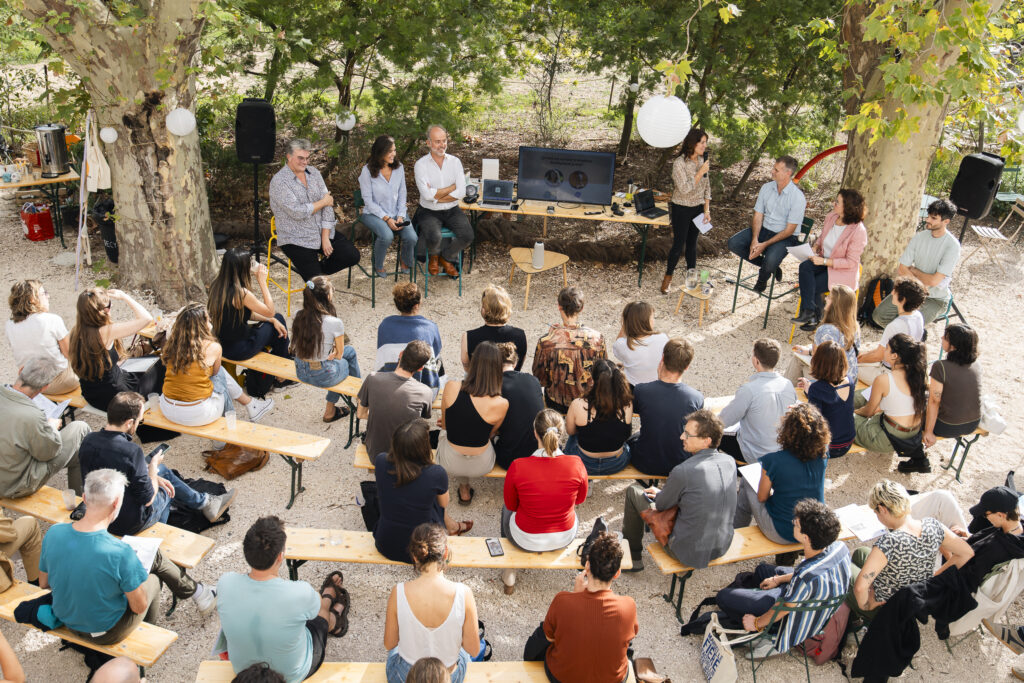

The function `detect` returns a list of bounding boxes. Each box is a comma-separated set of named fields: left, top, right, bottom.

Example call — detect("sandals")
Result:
left=320, top=571, right=350, bottom=637
left=323, top=404, right=351, bottom=423
left=452, top=520, right=474, bottom=536
left=457, top=486, right=475, bottom=506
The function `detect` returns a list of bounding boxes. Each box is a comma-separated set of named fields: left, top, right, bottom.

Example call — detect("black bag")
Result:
left=857, top=275, right=894, bottom=329
left=576, top=516, right=609, bottom=568
left=359, top=480, right=380, bottom=532
left=244, top=368, right=276, bottom=399
left=880, top=418, right=925, bottom=461
left=166, top=471, right=232, bottom=534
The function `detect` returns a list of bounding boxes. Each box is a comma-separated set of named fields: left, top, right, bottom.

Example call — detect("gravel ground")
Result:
left=1, top=197, right=1023, bottom=682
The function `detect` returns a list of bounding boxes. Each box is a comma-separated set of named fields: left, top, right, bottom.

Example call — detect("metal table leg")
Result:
left=281, top=455, right=304, bottom=509
left=663, top=569, right=694, bottom=624
left=287, top=559, right=307, bottom=581
left=633, top=224, right=649, bottom=288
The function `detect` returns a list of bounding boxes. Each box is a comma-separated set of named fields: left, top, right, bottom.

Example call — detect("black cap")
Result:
left=969, top=486, right=1021, bottom=519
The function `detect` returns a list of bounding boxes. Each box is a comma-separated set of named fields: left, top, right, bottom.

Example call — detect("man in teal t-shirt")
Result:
left=216, top=516, right=347, bottom=683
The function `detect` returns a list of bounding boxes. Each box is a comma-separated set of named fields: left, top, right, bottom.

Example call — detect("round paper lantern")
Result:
left=1017, top=109, right=1024, bottom=133
left=636, top=95, right=691, bottom=148
left=99, top=127, right=118, bottom=144
left=629, top=82, right=640, bottom=93
left=336, top=113, right=356, bottom=131
left=166, top=108, right=197, bottom=137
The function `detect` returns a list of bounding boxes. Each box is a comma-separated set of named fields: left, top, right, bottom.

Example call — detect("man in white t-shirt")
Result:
left=872, top=198, right=961, bottom=326
left=412, top=124, right=473, bottom=278
left=858, top=277, right=926, bottom=383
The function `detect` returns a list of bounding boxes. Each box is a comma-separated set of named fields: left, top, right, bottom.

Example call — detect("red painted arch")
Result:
left=794, top=144, right=848, bottom=182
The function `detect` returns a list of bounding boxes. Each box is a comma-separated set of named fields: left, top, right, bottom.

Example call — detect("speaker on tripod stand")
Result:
left=235, top=99, right=276, bottom=260
left=949, top=151, right=1004, bottom=241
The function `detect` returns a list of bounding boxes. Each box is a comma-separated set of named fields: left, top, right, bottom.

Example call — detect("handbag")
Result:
left=639, top=506, right=678, bottom=546
left=576, top=516, right=609, bottom=567
left=700, top=613, right=747, bottom=683
left=879, top=417, right=924, bottom=460
left=202, top=444, right=270, bottom=480
left=979, top=394, right=1006, bottom=435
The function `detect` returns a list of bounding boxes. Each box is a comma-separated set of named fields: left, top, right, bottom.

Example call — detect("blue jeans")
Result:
left=361, top=213, right=418, bottom=273
left=386, top=647, right=470, bottom=683
left=295, top=347, right=361, bottom=404
left=728, top=227, right=801, bottom=278
left=210, top=366, right=235, bottom=416
left=715, top=563, right=793, bottom=621
left=564, top=435, right=632, bottom=475
left=797, top=259, right=829, bottom=315
left=146, top=463, right=207, bottom=528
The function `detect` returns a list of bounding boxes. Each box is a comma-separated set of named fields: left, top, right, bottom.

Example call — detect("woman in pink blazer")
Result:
left=792, top=189, right=868, bottom=330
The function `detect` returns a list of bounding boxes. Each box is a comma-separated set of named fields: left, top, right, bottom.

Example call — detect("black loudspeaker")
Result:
left=235, top=98, right=276, bottom=164
left=950, top=152, right=1004, bottom=219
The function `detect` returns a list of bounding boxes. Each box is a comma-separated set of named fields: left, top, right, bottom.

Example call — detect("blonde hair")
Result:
left=9, top=280, right=46, bottom=322
left=868, top=479, right=911, bottom=517
left=821, top=285, right=858, bottom=351
left=533, top=409, right=564, bottom=456
left=480, top=284, right=512, bottom=325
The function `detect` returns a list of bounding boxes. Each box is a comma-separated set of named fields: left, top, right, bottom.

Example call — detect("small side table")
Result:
left=674, top=286, right=712, bottom=326
left=509, top=247, right=569, bottom=310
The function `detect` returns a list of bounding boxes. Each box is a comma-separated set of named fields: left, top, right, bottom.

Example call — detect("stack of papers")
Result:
left=692, top=213, right=713, bottom=235
left=122, top=535, right=163, bottom=572
left=32, top=394, right=70, bottom=420
left=835, top=504, right=886, bottom=542
left=786, top=243, right=815, bottom=262
left=738, top=463, right=762, bottom=491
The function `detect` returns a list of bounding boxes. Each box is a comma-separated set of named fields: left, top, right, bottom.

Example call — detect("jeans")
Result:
left=147, top=464, right=208, bottom=528
left=386, top=647, right=470, bottom=683
left=221, top=312, right=290, bottom=361
left=279, top=233, right=361, bottom=281
left=295, top=347, right=361, bottom=403
left=209, top=365, right=239, bottom=416
left=563, top=435, right=631, bottom=475
left=360, top=213, right=417, bottom=273
left=715, top=563, right=792, bottom=621
left=667, top=203, right=703, bottom=274
left=871, top=291, right=950, bottom=327
left=414, top=206, right=474, bottom=262
left=797, top=259, right=829, bottom=315
left=727, top=227, right=801, bottom=278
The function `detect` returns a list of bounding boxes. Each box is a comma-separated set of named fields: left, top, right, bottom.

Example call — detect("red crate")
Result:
left=20, top=204, right=55, bottom=242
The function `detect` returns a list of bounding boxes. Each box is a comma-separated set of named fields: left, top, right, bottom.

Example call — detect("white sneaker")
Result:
left=246, top=397, right=274, bottom=422
left=192, top=582, right=216, bottom=614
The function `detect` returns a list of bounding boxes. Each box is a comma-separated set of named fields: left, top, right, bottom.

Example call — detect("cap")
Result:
left=969, top=486, right=1021, bottom=519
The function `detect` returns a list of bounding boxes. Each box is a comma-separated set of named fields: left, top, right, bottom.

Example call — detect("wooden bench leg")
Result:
left=287, top=559, right=306, bottom=581
left=281, top=456, right=304, bottom=510
left=664, top=569, right=693, bottom=624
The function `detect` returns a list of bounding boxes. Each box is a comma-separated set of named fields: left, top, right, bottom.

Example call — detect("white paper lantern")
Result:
left=336, top=113, right=356, bottom=131
left=629, top=82, right=640, bottom=93
left=166, top=108, right=197, bottom=137
left=99, top=127, right=118, bottom=144
left=1017, top=109, right=1024, bottom=133
left=636, top=95, right=691, bottom=148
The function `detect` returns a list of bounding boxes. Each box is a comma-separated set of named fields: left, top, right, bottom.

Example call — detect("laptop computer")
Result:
left=478, top=179, right=515, bottom=210
left=633, top=189, right=668, bottom=219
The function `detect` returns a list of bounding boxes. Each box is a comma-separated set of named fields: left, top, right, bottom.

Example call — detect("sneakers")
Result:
left=273, top=378, right=298, bottom=390
left=897, top=458, right=932, bottom=474
left=246, top=396, right=274, bottom=422
left=199, top=489, right=236, bottom=523
left=984, top=619, right=1024, bottom=655
left=799, top=314, right=821, bottom=332
left=622, top=554, right=645, bottom=572
left=192, top=582, right=217, bottom=615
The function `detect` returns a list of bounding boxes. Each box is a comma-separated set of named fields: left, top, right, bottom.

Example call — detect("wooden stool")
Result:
left=674, top=286, right=712, bottom=326
left=509, top=247, right=569, bottom=310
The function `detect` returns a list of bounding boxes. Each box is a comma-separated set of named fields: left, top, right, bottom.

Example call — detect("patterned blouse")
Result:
left=531, top=323, right=606, bottom=409
left=872, top=517, right=944, bottom=602
left=268, top=164, right=336, bottom=250
left=670, top=155, right=711, bottom=207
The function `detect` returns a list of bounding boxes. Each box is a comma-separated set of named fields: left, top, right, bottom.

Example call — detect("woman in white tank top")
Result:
left=385, top=523, right=480, bottom=683
left=854, top=333, right=928, bottom=456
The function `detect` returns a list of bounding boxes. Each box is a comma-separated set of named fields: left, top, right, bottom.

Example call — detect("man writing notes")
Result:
left=413, top=125, right=474, bottom=278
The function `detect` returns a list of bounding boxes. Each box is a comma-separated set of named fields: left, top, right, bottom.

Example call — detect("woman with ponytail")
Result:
left=564, top=359, right=633, bottom=475
left=290, top=276, right=361, bottom=422
left=500, top=409, right=588, bottom=593
left=384, top=523, right=480, bottom=683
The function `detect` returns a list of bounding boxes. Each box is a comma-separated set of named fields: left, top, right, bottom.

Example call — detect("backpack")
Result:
left=857, top=276, right=893, bottom=329
left=244, top=368, right=275, bottom=399
left=796, top=602, right=851, bottom=665
left=576, top=516, right=609, bottom=568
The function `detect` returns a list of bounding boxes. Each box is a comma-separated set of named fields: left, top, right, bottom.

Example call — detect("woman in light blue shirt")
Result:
left=358, top=135, right=417, bottom=277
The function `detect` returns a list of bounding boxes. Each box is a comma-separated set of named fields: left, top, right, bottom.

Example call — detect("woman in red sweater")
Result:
left=500, top=409, right=588, bottom=593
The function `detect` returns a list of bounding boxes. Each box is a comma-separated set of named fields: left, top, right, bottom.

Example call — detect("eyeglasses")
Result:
left=682, top=430, right=698, bottom=440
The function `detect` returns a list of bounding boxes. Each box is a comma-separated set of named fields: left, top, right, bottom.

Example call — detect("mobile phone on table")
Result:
left=146, top=443, right=170, bottom=464
left=486, top=538, right=504, bottom=557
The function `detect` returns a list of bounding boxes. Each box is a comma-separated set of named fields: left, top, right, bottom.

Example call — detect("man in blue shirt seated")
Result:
left=727, top=156, right=807, bottom=292
left=39, top=469, right=216, bottom=645
left=216, top=516, right=349, bottom=683
left=714, top=499, right=851, bottom=658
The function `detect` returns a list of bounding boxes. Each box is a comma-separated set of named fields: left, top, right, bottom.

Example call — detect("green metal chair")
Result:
left=730, top=217, right=815, bottom=329
left=346, top=188, right=405, bottom=308
left=412, top=226, right=463, bottom=297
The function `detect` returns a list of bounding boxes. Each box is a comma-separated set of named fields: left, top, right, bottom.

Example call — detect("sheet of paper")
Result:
left=835, top=504, right=886, bottom=542
left=693, top=213, right=713, bottom=234
left=31, top=393, right=69, bottom=420
left=860, top=386, right=871, bottom=402
left=119, top=356, right=159, bottom=373
left=738, top=463, right=762, bottom=491
left=786, top=243, right=815, bottom=262
left=794, top=351, right=811, bottom=366
left=122, top=535, right=163, bottom=572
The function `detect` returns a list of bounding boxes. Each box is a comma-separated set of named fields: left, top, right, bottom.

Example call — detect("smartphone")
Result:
left=146, top=443, right=170, bottom=464
left=69, top=501, right=86, bottom=521
left=485, top=538, right=504, bottom=557
left=394, top=219, right=410, bottom=227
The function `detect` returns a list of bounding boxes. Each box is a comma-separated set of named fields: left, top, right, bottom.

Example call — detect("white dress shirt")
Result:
left=413, top=153, right=466, bottom=211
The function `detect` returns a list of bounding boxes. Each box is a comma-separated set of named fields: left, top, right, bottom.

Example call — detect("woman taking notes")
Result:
left=358, top=135, right=418, bottom=277
left=662, top=127, right=710, bottom=294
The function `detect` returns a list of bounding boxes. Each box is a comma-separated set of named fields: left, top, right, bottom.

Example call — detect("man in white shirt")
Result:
left=412, top=124, right=473, bottom=278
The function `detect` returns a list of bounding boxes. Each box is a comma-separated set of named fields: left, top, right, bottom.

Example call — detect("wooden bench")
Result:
left=352, top=444, right=665, bottom=482
left=0, top=581, right=177, bottom=670
left=283, top=527, right=631, bottom=590
left=197, top=660, right=548, bottom=682
left=0, top=486, right=214, bottom=569
left=46, top=389, right=331, bottom=509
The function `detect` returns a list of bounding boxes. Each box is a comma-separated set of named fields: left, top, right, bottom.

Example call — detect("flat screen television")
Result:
left=517, top=146, right=616, bottom=205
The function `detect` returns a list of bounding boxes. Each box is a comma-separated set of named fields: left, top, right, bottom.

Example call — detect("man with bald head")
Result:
left=412, top=124, right=474, bottom=277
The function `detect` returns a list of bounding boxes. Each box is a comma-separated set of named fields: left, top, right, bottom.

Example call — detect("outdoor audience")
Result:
left=290, top=276, right=360, bottom=423
left=7, top=279, right=78, bottom=393
left=662, top=127, right=711, bottom=293
left=376, top=283, right=444, bottom=393
left=621, top=409, right=736, bottom=571
left=563, top=358, right=634, bottom=475
left=437, top=341, right=509, bottom=506
left=611, top=301, right=668, bottom=386
left=493, top=342, right=545, bottom=471
left=531, top=286, right=606, bottom=414
left=358, top=134, right=417, bottom=277
left=217, top=516, right=349, bottom=683
left=384, top=523, right=480, bottom=683
left=501, top=409, right=587, bottom=593
left=357, top=340, right=434, bottom=460
left=0, top=356, right=88, bottom=497
left=786, top=283, right=860, bottom=387
left=374, top=419, right=470, bottom=564
left=461, top=284, right=527, bottom=371
left=797, top=341, right=855, bottom=458
left=924, top=322, right=982, bottom=445
left=627, top=338, right=703, bottom=477
left=718, top=338, right=797, bottom=464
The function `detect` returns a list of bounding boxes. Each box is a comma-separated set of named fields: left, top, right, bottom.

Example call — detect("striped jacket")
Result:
left=774, top=541, right=851, bottom=652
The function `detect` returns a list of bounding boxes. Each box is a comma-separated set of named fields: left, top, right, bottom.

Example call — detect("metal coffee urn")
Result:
left=35, top=123, right=70, bottom=178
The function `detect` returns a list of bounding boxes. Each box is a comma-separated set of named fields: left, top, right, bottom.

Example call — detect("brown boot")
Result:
left=428, top=254, right=440, bottom=275
left=660, top=275, right=672, bottom=294
left=438, top=256, right=459, bottom=278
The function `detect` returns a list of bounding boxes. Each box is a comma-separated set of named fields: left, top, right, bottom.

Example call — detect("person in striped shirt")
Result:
left=715, top=499, right=851, bottom=656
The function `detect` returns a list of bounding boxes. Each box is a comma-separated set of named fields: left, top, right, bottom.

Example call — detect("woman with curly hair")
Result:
left=563, top=358, right=634, bottom=475
left=734, top=403, right=830, bottom=544
left=160, top=303, right=273, bottom=427
left=6, top=279, right=78, bottom=393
